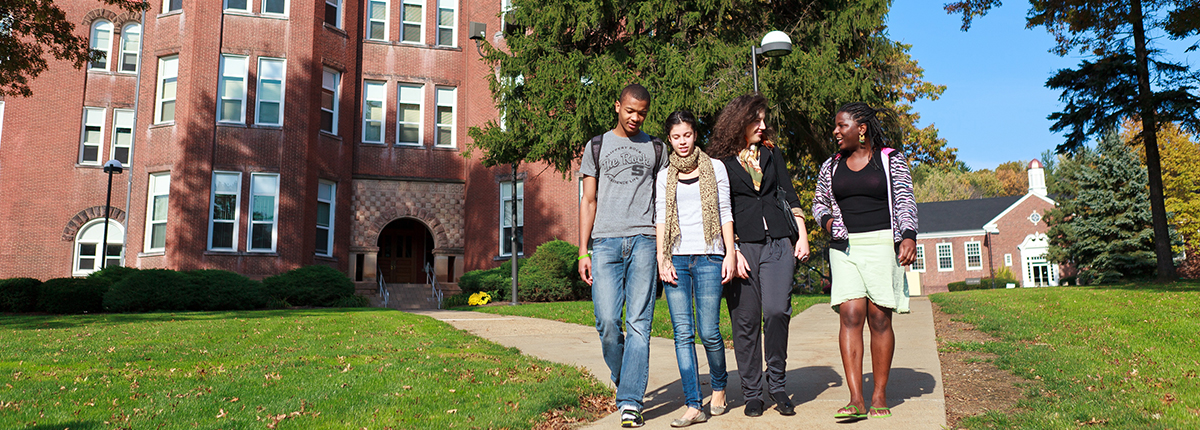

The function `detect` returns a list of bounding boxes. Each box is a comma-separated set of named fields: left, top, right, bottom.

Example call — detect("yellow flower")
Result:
left=468, top=292, right=492, bottom=306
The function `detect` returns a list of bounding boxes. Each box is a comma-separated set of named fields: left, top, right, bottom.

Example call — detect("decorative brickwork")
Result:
left=61, top=206, right=128, bottom=241
left=351, top=179, right=465, bottom=251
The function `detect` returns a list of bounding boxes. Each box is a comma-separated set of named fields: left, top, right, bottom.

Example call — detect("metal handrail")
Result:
left=425, top=262, right=442, bottom=309
left=377, top=265, right=389, bottom=308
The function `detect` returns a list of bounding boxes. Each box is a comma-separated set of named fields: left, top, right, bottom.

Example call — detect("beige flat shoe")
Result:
left=670, top=411, right=709, bottom=427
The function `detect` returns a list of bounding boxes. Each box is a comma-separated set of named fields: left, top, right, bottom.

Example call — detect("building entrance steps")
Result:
left=412, top=297, right=945, bottom=429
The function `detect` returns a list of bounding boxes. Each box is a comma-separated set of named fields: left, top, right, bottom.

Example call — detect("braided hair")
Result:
left=836, top=102, right=894, bottom=171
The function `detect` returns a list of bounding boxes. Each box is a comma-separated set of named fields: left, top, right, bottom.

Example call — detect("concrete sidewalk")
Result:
left=411, top=297, right=945, bottom=429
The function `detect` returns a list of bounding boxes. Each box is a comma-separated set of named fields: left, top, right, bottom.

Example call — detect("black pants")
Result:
left=727, top=237, right=794, bottom=401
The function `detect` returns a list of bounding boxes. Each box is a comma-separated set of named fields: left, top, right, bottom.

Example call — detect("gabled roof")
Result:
left=917, top=195, right=1023, bottom=234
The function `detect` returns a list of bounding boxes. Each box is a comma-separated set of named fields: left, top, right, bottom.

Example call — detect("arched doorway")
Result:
left=377, top=218, right=434, bottom=284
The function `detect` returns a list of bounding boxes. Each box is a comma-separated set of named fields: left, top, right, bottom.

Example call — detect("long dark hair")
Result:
left=663, top=110, right=698, bottom=139
left=836, top=102, right=893, bottom=152
left=707, top=94, right=775, bottom=159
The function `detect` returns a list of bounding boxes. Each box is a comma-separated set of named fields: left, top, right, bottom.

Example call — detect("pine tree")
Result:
left=1045, top=132, right=1156, bottom=284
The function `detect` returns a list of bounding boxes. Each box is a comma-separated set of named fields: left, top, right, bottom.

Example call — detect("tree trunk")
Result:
left=1130, top=0, right=1179, bottom=282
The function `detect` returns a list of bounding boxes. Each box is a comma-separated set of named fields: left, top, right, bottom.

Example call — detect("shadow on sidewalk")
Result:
left=640, top=365, right=845, bottom=420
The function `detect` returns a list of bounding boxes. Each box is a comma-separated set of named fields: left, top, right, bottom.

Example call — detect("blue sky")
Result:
left=887, top=3, right=1196, bottom=171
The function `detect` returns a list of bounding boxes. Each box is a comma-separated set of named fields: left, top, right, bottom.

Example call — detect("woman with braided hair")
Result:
left=654, top=110, right=735, bottom=427
left=812, top=102, right=918, bottom=420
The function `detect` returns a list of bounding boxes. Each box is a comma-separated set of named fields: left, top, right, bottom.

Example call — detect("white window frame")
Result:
left=500, top=180, right=524, bottom=256
left=262, top=0, right=288, bottom=16
left=145, top=172, right=171, bottom=253
left=119, top=23, right=140, bottom=73
left=223, top=0, right=250, bottom=13
left=208, top=171, right=242, bottom=251
left=434, top=86, right=456, bottom=148
left=965, top=241, right=983, bottom=271
left=90, top=20, right=112, bottom=71
left=911, top=244, right=925, bottom=272
left=80, top=107, right=105, bottom=165
left=255, top=57, right=286, bottom=126
left=320, top=68, right=340, bottom=135
left=1004, top=253, right=1013, bottom=267
left=435, top=0, right=456, bottom=47
left=218, top=54, right=248, bottom=123
left=163, top=0, right=182, bottom=13
left=111, top=109, right=134, bottom=165
left=401, top=0, right=423, bottom=43
left=316, top=180, right=336, bottom=257
left=397, top=83, right=423, bottom=146
left=367, top=0, right=389, bottom=41
left=362, top=80, right=386, bottom=144
left=325, top=0, right=342, bottom=28
left=155, top=56, right=178, bottom=124
left=248, top=173, right=280, bottom=252
left=73, top=220, right=125, bottom=276
left=0, top=101, right=5, bottom=145
left=936, top=242, right=954, bottom=272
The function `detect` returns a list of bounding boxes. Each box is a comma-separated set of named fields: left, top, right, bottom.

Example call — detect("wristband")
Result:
left=577, top=253, right=591, bottom=261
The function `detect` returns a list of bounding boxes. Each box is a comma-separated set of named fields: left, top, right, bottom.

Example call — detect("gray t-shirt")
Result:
left=580, top=130, right=667, bottom=239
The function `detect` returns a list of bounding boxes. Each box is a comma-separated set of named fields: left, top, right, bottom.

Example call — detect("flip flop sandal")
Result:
left=869, top=406, right=892, bottom=418
left=834, top=404, right=867, bottom=419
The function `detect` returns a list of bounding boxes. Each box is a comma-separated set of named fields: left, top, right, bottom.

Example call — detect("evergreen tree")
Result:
left=1045, top=132, right=1156, bottom=284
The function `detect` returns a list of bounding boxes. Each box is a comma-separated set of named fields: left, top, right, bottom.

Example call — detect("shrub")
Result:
left=947, top=276, right=1018, bottom=292
left=87, top=266, right=140, bottom=288
left=0, top=278, right=42, bottom=313
left=518, top=270, right=574, bottom=302
left=328, top=295, right=370, bottom=308
left=442, top=293, right=471, bottom=308
left=516, top=240, right=584, bottom=302
left=186, top=270, right=267, bottom=310
left=38, top=278, right=108, bottom=314
left=263, top=265, right=354, bottom=307
left=104, top=269, right=200, bottom=312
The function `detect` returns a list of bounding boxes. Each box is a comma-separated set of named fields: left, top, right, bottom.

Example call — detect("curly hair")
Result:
left=836, top=102, right=893, bottom=152
left=706, top=94, right=775, bottom=159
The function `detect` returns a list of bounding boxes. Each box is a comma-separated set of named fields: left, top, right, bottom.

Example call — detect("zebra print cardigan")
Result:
left=812, top=147, right=918, bottom=251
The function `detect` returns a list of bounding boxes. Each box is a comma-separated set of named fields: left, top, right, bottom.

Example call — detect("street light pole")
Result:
left=101, top=160, right=124, bottom=269
left=750, top=31, right=794, bottom=93
left=510, top=163, right=519, bottom=305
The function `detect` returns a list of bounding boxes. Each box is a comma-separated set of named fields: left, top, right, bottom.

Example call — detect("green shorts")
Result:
left=829, top=229, right=910, bottom=314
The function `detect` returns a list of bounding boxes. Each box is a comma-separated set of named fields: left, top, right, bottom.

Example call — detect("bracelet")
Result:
left=577, top=253, right=591, bottom=261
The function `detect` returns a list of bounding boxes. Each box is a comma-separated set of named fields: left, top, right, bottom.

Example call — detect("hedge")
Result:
left=947, top=277, right=1018, bottom=292
left=263, top=265, right=355, bottom=306
left=186, top=269, right=267, bottom=310
left=38, top=278, right=108, bottom=314
left=104, top=269, right=201, bottom=312
left=0, top=278, right=42, bottom=313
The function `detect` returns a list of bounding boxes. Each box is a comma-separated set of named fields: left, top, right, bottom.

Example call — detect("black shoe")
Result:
left=771, top=392, right=796, bottom=416
left=744, top=399, right=764, bottom=417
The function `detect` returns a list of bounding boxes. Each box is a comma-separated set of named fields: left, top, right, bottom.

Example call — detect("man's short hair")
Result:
left=618, top=84, right=651, bottom=104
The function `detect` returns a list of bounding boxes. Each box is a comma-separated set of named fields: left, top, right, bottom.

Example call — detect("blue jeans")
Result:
left=591, top=234, right=657, bottom=411
left=665, top=254, right=729, bottom=409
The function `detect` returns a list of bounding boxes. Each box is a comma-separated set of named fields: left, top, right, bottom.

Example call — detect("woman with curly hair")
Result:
left=707, top=94, right=810, bottom=418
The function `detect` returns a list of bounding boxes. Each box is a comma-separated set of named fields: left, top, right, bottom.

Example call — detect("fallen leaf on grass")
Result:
left=1076, top=417, right=1108, bottom=426
left=217, top=409, right=227, bottom=418
left=446, top=409, right=457, bottom=414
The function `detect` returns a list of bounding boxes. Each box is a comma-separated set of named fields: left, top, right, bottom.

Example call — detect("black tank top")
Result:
left=832, top=150, right=890, bottom=233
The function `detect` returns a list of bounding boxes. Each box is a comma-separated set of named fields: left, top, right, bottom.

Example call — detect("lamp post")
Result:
left=101, top=160, right=124, bottom=269
left=751, top=31, right=794, bottom=92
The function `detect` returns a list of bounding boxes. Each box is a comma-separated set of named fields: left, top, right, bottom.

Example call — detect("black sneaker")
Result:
left=771, top=392, right=796, bottom=416
left=621, top=409, right=644, bottom=428
left=744, top=399, right=764, bottom=417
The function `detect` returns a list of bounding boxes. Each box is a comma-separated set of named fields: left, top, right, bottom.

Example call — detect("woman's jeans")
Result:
left=665, top=254, right=729, bottom=409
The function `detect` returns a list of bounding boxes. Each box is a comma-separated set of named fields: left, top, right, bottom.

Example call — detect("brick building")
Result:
left=0, top=0, right=581, bottom=304
left=910, top=160, right=1065, bottom=293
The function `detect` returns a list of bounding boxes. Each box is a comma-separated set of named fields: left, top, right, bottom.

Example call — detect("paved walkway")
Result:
left=411, top=297, right=945, bottom=429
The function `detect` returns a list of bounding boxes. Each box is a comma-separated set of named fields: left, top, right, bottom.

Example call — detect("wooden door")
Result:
left=378, top=223, right=426, bottom=283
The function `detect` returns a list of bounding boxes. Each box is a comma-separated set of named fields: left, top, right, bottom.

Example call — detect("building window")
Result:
left=436, top=0, right=455, bottom=46
left=74, top=220, right=124, bottom=276
left=256, top=57, right=286, bottom=126
left=1004, top=253, right=1013, bottom=266
left=90, top=21, right=112, bottom=70
left=316, top=180, right=335, bottom=256
left=398, top=83, right=423, bottom=145
left=500, top=180, right=523, bottom=256
left=119, top=23, right=140, bottom=73
left=224, top=0, right=249, bottom=12
left=321, top=69, right=339, bottom=134
left=324, top=0, right=342, bottom=28
left=249, top=173, right=279, bottom=252
left=367, top=0, right=387, bottom=40
left=936, top=243, right=953, bottom=272
left=156, top=56, right=178, bottom=123
left=435, top=87, right=455, bottom=147
left=263, top=0, right=287, bottom=15
left=111, top=109, right=134, bottom=165
left=208, top=171, right=242, bottom=251
left=145, top=172, right=171, bottom=252
left=362, top=81, right=385, bottom=143
left=911, top=244, right=925, bottom=272
left=164, top=0, right=182, bottom=13
left=80, top=107, right=105, bottom=165
left=218, top=55, right=247, bottom=123
left=965, top=241, right=983, bottom=270
left=0, top=101, right=5, bottom=144
left=402, top=0, right=422, bottom=43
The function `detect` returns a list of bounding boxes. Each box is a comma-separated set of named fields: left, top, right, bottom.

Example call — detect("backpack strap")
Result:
left=650, top=137, right=664, bottom=208
left=590, top=134, right=605, bottom=175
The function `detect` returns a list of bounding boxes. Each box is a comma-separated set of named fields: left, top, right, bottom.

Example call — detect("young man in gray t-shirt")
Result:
left=578, top=84, right=666, bottom=428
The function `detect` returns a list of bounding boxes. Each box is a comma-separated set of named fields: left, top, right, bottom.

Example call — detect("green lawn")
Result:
left=931, top=281, right=1200, bottom=429
left=462, top=294, right=831, bottom=345
left=0, top=309, right=608, bottom=429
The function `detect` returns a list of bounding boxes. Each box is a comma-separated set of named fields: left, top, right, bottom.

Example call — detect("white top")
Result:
left=655, top=159, right=733, bottom=255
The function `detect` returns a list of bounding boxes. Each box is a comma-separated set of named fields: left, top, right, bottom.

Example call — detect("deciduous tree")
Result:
left=1121, top=120, right=1200, bottom=253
